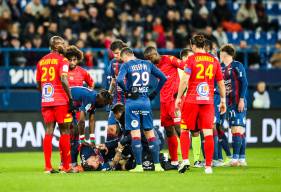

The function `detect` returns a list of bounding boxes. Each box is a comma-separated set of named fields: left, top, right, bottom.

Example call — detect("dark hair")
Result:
left=120, top=47, right=134, bottom=57
left=49, top=36, right=65, bottom=52
left=64, top=45, right=84, bottom=61
left=111, top=103, right=125, bottom=114
left=190, top=34, right=205, bottom=48
left=99, top=89, right=113, bottom=101
left=110, top=40, right=127, bottom=51
left=180, top=48, right=193, bottom=59
left=220, top=44, right=236, bottom=57
left=143, top=46, right=157, bottom=59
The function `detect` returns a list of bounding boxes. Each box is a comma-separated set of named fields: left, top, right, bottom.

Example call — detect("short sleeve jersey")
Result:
left=68, top=66, right=94, bottom=87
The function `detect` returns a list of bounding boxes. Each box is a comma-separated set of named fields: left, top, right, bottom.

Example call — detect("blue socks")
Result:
left=232, top=133, right=242, bottom=160
left=239, top=134, right=246, bottom=159
left=132, top=137, right=142, bottom=165
left=71, top=139, right=79, bottom=165
left=148, top=137, right=160, bottom=164
left=213, top=135, right=219, bottom=160
left=219, top=132, right=232, bottom=157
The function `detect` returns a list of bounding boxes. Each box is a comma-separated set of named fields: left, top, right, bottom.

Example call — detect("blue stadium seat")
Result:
left=254, top=32, right=267, bottom=45
left=227, top=32, right=243, bottom=45
left=266, top=32, right=278, bottom=45
left=266, top=2, right=279, bottom=15
left=243, top=31, right=255, bottom=45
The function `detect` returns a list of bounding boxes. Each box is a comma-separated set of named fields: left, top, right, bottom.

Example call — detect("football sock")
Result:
left=43, top=134, right=53, bottom=169
left=213, top=134, right=219, bottom=160
left=79, top=135, right=85, bottom=144
left=180, top=130, right=190, bottom=160
left=148, top=137, right=160, bottom=164
left=239, top=134, right=246, bottom=159
left=232, top=133, right=242, bottom=160
left=132, top=137, right=142, bottom=165
left=219, top=132, right=232, bottom=157
left=60, top=134, right=71, bottom=170
left=192, top=136, right=201, bottom=162
left=167, top=135, right=178, bottom=162
left=204, top=135, right=214, bottom=167
left=218, top=140, right=223, bottom=160
left=200, top=132, right=205, bottom=159
left=70, top=139, right=79, bottom=165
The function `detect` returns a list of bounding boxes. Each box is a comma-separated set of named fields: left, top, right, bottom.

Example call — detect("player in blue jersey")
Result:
left=117, top=47, right=167, bottom=172
left=220, top=44, right=248, bottom=166
left=107, top=40, right=128, bottom=141
left=69, top=87, right=112, bottom=168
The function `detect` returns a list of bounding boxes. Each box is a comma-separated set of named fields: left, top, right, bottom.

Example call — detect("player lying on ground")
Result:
left=36, top=36, right=76, bottom=173
left=106, top=40, right=128, bottom=140
left=175, top=34, right=226, bottom=174
left=144, top=46, right=184, bottom=169
left=220, top=44, right=248, bottom=167
left=69, top=87, right=113, bottom=169
left=117, top=47, right=167, bottom=172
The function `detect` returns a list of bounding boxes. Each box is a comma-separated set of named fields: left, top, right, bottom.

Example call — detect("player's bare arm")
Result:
left=217, top=80, right=226, bottom=114
left=175, top=72, right=190, bottom=111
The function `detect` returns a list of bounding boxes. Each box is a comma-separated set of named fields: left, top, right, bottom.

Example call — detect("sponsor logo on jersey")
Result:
left=196, top=82, right=210, bottom=100
left=42, top=83, right=54, bottom=98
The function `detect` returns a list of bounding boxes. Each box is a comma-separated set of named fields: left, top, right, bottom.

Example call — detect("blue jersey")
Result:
left=221, top=61, right=248, bottom=107
left=107, top=58, right=125, bottom=104
left=71, top=86, right=97, bottom=112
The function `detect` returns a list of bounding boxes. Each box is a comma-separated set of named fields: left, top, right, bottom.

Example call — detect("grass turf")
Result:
left=0, top=148, right=280, bottom=192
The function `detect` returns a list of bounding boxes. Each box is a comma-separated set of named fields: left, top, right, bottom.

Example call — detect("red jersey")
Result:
left=157, top=55, right=184, bottom=102
left=68, top=66, right=94, bottom=87
left=36, top=52, right=69, bottom=107
left=184, top=52, right=223, bottom=104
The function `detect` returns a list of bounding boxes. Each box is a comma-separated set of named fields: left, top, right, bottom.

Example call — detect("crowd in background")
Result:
left=0, top=0, right=280, bottom=68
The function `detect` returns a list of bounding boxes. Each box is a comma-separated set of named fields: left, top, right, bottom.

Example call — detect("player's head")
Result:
left=190, top=34, right=206, bottom=52
left=49, top=36, right=66, bottom=54
left=143, top=46, right=160, bottom=64
left=120, top=47, right=134, bottom=63
left=96, top=89, right=113, bottom=107
left=110, top=40, right=127, bottom=62
left=111, top=103, right=125, bottom=120
left=64, top=45, right=84, bottom=70
left=220, top=44, right=236, bottom=64
left=81, top=145, right=103, bottom=171
left=180, top=48, right=193, bottom=61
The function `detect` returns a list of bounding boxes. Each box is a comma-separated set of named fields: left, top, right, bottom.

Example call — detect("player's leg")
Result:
left=213, top=127, right=222, bottom=167
left=239, top=132, right=247, bottom=166
left=70, top=112, right=81, bottom=171
left=78, top=111, right=86, bottom=144
left=191, top=131, right=202, bottom=167
left=41, top=107, right=57, bottom=173
left=89, top=112, right=96, bottom=145
left=200, top=104, right=215, bottom=174
left=217, top=127, right=232, bottom=164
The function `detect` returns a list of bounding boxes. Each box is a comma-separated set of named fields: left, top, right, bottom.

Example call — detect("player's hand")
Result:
left=238, top=98, right=245, bottom=112
left=69, top=98, right=76, bottom=113
left=175, top=98, right=181, bottom=112
left=149, top=91, right=157, bottom=100
left=97, top=144, right=108, bottom=154
left=89, top=142, right=96, bottom=148
left=219, top=101, right=227, bottom=114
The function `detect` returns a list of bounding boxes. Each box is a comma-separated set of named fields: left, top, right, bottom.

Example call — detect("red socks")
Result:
left=180, top=130, right=190, bottom=160
left=59, top=134, right=71, bottom=170
left=43, top=134, right=53, bottom=170
left=204, top=135, right=214, bottom=167
left=167, top=135, right=178, bottom=162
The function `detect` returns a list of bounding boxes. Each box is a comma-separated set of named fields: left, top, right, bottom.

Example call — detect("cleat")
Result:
left=60, top=167, right=79, bottom=173
left=212, top=160, right=224, bottom=167
left=154, top=164, right=164, bottom=172
left=238, top=159, right=247, bottom=167
left=129, top=165, right=144, bottom=172
left=178, top=160, right=190, bottom=174
left=204, top=166, right=213, bottom=174
left=193, top=161, right=203, bottom=168
left=44, top=168, right=59, bottom=174
left=162, top=161, right=178, bottom=170
left=229, top=159, right=240, bottom=167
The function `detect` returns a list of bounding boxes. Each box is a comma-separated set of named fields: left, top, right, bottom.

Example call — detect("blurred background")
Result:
left=0, top=0, right=280, bottom=151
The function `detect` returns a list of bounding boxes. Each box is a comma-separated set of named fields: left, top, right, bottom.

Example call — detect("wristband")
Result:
left=220, top=97, right=226, bottom=103
left=90, top=134, right=95, bottom=143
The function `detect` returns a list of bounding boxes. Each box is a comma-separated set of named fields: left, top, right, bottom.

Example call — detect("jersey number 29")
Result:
left=132, top=72, right=149, bottom=86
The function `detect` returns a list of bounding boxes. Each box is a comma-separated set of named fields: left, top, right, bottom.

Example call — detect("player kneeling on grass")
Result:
left=175, top=35, right=226, bottom=174
left=220, top=44, right=248, bottom=167
left=117, top=47, right=167, bottom=172
left=69, top=87, right=113, bottom=170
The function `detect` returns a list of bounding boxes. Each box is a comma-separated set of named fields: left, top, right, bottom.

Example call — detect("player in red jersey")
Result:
left=64, top=45, right=95, bottom=171
left=144, top=46, right=185, bottom=168
left=175, top=35, right=226, bottom=174
left=36, top=36, right=76, bottom=173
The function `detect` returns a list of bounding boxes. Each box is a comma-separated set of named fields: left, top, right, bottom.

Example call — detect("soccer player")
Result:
left=144, top=46, right=184, bottom=168
left=220, top=44, right=248, bottom=166
left=64, top=45, right=95, bottom=169
left=36, top=36, right=75, bottom=173
left=175, top=35, right=226, bottom=174
left=107, top=40, right=127, bottom=140
left=117, top=47, right=167, bottom=172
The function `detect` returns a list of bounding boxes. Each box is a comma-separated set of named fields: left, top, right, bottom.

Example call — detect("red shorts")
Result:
left=181, top=102, right=214, bottom=130
left=41, top=105, right=72, bottom=124
left=160, top=101, right=180, bottom=127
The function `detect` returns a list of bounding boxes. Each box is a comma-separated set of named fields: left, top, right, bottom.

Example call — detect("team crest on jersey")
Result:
left=196, top=82, right=210, bottom=96
left=42, top=83, right=54, bottom=98
left=131, top=120, right=139, bottom=128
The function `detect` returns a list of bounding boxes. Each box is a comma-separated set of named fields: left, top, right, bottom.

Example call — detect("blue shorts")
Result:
left=108, top=111, right=117, bottom=126
left=227, top=105, right=247, bottom=127
left=125, top=97, right=153, bottom=131
left=214, top=94, right=225, bottom=125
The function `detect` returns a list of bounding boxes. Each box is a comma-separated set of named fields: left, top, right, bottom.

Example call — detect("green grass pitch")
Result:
left=0, top=148, right=280, bottom=192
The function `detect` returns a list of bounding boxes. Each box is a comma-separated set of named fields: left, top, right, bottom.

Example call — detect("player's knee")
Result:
left=203, top=129, right=213, bottom=137
left=144, top=129, right=155, bottom=139
left=165, top=126, right=176, bottom=137
left=231, top=126, right=244, bottom=134
left=191, top=131, right=199, bottom=137
left=59, top=123, right=70, bottom=134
